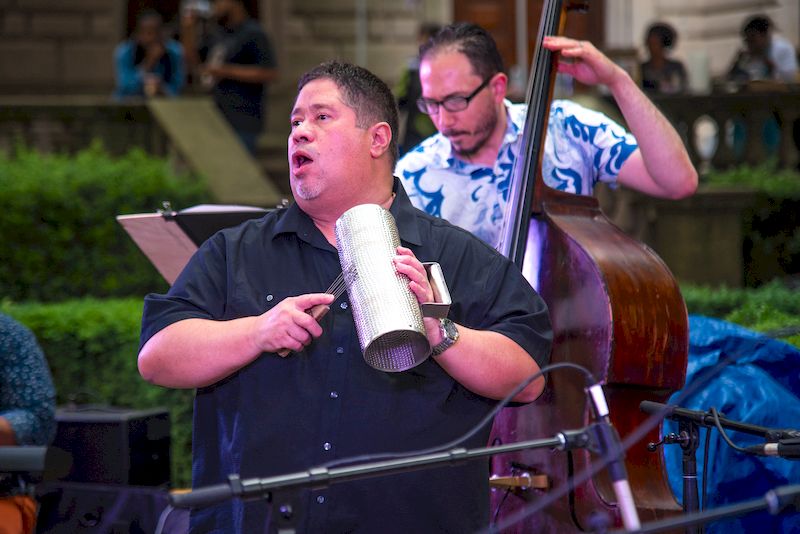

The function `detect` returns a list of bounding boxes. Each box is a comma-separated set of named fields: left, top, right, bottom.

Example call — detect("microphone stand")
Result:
left=608, top=484, right=800, bottom=534
left=171, top=427, right=604, bottom=533
left=640, top=400, right=800, bottom=441
left=640, top=400, right=800, bottom=534
left=678, top=417, right=701, bottom=533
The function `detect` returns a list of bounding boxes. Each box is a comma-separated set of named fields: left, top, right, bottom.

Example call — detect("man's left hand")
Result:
left=392, top=246, right=442, bottom=344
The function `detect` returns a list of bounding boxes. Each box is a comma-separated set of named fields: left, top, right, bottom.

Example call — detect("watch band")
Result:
left=431, top=318, right=459, bottom=356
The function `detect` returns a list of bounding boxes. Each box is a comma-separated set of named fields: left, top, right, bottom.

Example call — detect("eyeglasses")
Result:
left=416, top=75, right=494, bottom=115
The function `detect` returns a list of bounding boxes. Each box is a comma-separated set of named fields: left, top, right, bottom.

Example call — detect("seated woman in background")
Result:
left=114, top=10, right=185, bottom=99
left=640, top=22, right=688, bottom=94
left=0, top=313, right=56, bottom=534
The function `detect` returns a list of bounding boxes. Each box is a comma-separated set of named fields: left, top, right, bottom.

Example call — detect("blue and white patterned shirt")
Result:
left=395, top=99, right=638, bottom=246
left=0, top=313, right=56, bottom=446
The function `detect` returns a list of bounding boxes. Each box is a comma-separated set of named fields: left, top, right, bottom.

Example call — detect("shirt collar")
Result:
left=389, top=177, right=423, bottom=246
left=272, top=178, right=423, bottom=248
left=272, top=201, right=333, bottom=251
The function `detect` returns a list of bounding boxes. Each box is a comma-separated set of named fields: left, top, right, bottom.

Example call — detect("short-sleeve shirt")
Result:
left=0, top=313, right=56, bottom=446
left=395, top=100, right=638, bottom=246
left=201, top=19, right=277, bottom=134
left=140, top=180, right=552, bottom=533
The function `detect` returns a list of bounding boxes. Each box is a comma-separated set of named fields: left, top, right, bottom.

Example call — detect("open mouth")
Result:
left=292, top=152, right=314, bottom=169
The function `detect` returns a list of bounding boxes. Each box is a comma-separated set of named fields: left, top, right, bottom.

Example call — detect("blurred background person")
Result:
left=395, top=22, right=441, bottom=156
left=727, top=14, right=799, bottom=83
left=113, top=9, right=185, bottom=99
left=181, top=0, right=278, bottom=155
left=640, top=22, right=688, bottom=94
left=0, top=313, right=56, bottom=534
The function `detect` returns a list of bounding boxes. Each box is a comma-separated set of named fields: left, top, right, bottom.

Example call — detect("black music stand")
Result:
left=117, top=203, right=270, bottom=284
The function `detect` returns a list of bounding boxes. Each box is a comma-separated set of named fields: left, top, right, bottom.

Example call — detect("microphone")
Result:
left=587, top=383, right=641, bottom=531
left=744, top=439, right=800, bottom=460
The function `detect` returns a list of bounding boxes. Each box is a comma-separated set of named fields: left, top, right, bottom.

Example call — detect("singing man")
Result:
left=138, top=60, right=551, bottom=533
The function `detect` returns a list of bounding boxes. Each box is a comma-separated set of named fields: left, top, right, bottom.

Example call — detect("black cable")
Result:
left=710, top=407, right=751, bottom=454
left=322, top=361, right=596, bottom=469
left=491, top=488, right=512, bottom=526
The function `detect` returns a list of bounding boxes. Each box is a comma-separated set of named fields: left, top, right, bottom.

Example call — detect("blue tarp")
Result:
left=663, top=315, right=800, bottom=533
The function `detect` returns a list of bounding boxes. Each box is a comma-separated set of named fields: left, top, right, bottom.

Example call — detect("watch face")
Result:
left=432, top=318, right=458, bottom=356
left=442, top=318, right=458, bottom=341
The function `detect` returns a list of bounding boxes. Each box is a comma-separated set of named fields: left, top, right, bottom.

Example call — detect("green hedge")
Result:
left=0, top=143, right=211, bottom=302
left=1, top=297, right=194, bottom=487
left=683, top=280, right=800, bottom=347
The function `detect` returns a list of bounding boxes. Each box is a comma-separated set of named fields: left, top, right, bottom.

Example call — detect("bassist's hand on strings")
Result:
left=543, top=35, right=626, bottom=89
left=542, top=35, right=698, bottom=199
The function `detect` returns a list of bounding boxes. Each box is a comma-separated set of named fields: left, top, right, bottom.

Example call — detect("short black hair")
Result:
left=743, top=15, right=771, bottom=36
left=419, top=22, right=504, bottom=80
left=297, top=60, right=399, bottom=168
left=646, top=22, right=678, bottom=49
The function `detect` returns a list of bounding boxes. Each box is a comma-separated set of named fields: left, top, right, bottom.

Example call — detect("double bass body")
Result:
left=490, top=191, right=688, bottom=531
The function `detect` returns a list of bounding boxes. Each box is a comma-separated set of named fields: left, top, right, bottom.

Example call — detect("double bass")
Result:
left=489, top=0, right=689, bottom=531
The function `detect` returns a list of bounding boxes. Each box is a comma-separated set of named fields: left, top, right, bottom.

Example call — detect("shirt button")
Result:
left=339, top=302, right=348, bottom=310
left=336, top=347, right=345, bottom=354
left=316, top=495, right=325, bottom=504
left=266, top=294, right=274, bottom=302
left=323, top=442, right=332, bottom=451
left=329, top=391, right=338, bottom=399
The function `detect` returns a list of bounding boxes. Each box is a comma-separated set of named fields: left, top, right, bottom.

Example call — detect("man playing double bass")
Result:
left=395, top=22, right=697, bottom=246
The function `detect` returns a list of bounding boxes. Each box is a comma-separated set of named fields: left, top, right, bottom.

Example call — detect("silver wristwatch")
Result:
left=431, top=318, right=459, bottom=356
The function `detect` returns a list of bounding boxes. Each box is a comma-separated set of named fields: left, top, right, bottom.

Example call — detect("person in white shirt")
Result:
left=728, top=14, right=799, bottom=83
left=395, top=23, right=697, bottom=247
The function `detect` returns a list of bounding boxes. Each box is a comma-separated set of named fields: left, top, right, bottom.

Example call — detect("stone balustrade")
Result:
left=648, top=88, right=800, bottom=172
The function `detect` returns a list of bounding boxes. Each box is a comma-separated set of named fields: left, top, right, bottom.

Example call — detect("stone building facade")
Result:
left=0, top=0, right=125, bottom=95
left=0, top=0, right=796, bottom=160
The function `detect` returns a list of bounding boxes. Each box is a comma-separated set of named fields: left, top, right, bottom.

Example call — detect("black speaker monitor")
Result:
left=52, top=405, right=170, bottom=486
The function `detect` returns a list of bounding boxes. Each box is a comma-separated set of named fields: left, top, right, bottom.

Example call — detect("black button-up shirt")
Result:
left=141, top=180, right=551, bottom=533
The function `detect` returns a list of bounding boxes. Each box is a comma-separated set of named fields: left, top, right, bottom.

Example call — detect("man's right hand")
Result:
left=254, top=293, right=335, bottom=355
